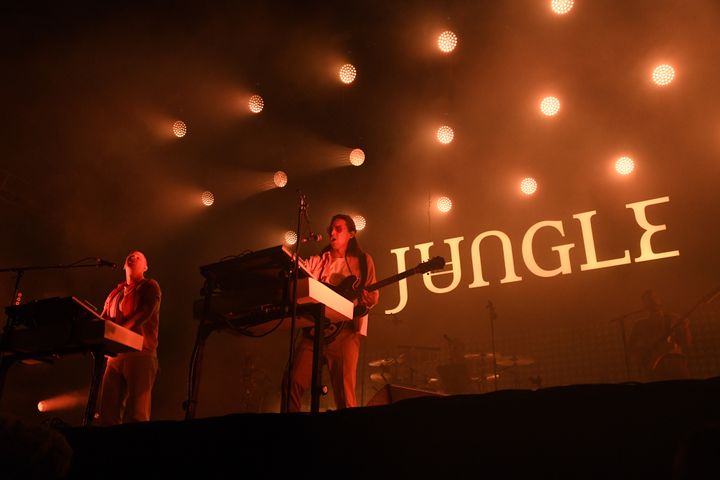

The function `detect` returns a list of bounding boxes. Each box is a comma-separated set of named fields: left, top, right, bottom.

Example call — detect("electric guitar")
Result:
left=633, top=286, right=720, bottom=373
left=306, top=256, right=446, bottom=341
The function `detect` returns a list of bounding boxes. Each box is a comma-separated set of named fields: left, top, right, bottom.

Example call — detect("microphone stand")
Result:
left=283, top=192, right=306, bottom=413
left=0, top=258, right=116, bottom=420
left=284, top=190, right=325, bottom=413
left=302, top=197, right=327, bottom=413
left=486, top=301, right=499, bottom=391
left=0, top=258, right=111, bottom=330
left=609, top=309, right=644, bottom=382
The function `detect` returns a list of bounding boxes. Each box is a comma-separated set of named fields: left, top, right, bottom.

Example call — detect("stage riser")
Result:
left=60, top=378, right=720, bottom=478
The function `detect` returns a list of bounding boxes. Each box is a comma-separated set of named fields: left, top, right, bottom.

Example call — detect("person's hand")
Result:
left=360, top=289, right=374, bottom=307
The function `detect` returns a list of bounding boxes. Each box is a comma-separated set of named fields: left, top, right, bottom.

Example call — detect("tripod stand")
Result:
left=486, top=301, right=499, bottom=391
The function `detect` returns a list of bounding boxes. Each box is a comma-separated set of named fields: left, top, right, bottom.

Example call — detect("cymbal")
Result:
left=463, top=352, right=494, bottom=360
left=494, top=354, right=534, bottom=367
left=368, top=353, right=405, bottom=367
left=368, top=358, right=395, bottom=367
left=370, top=372, right=392, bottom=383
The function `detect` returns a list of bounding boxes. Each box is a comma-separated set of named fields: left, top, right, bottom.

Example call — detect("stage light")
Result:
left=172, top=120, right=187, bottom=138
left=520, top=177, right=538, bottom=195
left=436, top=196, right=452, bottom=213
left=540, top=96, right=560, bottom=116
left=352, top=215, right=366, bottom=231
left=551, top=0, right=574, bottom=15
left=284, top=231, right=297, bottom=245
left=349, top=148, right=365, bottom=166
left=438, top=31, right=458, bottom=53
left=339, top=64, right=357, bottom=84
left=248, top=94, right=264, bottom=113
left=37, top=391, right=87, bottom=412
left=437, top=126, right=454, bottom=144
left=274, top=170, right=288, bottom=188
left=201, top=191, right=215, bottom=206
left=615, top=156, right=635, bottom=175
left=652, top=64, right=675, bottom=86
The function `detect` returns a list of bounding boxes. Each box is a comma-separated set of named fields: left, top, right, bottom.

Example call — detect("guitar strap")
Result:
left=359, top=252, right=368, bottom=291
left=342, top=253, right=368, bottom=339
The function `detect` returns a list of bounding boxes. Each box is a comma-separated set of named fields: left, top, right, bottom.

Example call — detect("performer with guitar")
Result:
left=627, top=289, right=692, bottom=381
left=285, top=214, right=379, bottom=412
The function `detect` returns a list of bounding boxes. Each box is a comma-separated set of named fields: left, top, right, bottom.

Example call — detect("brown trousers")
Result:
left=98, top=351, right=158, bottom=425
left=285, top=328, right=360, bottom=412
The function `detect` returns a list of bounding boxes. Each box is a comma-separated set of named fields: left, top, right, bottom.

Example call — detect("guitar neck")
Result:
left=366, top=268, right=420, bottom=292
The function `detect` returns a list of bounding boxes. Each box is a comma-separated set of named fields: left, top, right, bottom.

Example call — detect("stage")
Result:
left=3, top=2, right=720, bottom=478
left=7, top=376, right=715, bottom=479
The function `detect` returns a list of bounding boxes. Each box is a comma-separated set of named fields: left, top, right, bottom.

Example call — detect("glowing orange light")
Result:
left=284, top=231, right=297, bottom=245
left=172, top=120, right=187, bottom=138
left=520, top=177, right=538, bottom=195
left=274, top=171, right=288, bottom=188
left=437, top=126, right=454, bottom=144
left=352, top=215, right=366, bottom=231
left=615, top=156, right=635, bottom=175
left=438, top=31, right=458, bottom=53
left=201, top=191, right=214, bottom=206
left=436, top=196, right=452, bottom=213
left=540, top=96, right=561, bottom=116
left=36, top=392, right=87, bottom=412
left=652, top=64, right=675, bottom=86
left=551, top=0, right=574, bottom=15
left=248, top=94, right=264, bottom=113
left=349, top=148, right=365, bottom=166
left=339, top=64, right=357, bottom=84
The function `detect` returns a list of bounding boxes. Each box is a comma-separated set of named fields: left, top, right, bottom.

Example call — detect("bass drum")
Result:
left=652, top=353, right=690, bottom=381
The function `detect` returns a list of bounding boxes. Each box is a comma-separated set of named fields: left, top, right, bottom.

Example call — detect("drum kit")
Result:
left=463, top=352, right=535, bottom=367
left=367, top=353, right=408, bottom=385
left=366, top=349, right=536, bottom=393
left=366, top=350, right=444, bottom=390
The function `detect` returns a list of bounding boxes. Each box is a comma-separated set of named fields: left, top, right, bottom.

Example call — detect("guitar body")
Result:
left=327, top=276, right=371, bottom=317
left=630, top=310, right=692, bottom=380
left=304, top=256, right=446, bottom=342
left=652, top=352, right=689, bottom=380
left=329, top=275, right=361, bottom=302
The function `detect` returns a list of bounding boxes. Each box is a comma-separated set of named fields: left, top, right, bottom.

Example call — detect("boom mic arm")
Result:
left=96, top=258, right=117, bottom=269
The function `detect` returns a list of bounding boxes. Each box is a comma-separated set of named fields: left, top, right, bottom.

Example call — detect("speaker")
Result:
left=365, top=384, right=444, bottom=406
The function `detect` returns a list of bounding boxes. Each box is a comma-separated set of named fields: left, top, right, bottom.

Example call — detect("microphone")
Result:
left=298, top=189, right=308, bottom=208
left=96, top=258, right=117, bottom=269
left=300, top=233, right=323, bottom=243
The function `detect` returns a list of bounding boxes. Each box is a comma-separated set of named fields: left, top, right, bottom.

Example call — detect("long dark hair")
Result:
left=321, top=213, right=364, bottom=257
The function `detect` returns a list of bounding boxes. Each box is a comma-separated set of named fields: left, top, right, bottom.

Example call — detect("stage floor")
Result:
left=6, top=377, right=720, bottom=479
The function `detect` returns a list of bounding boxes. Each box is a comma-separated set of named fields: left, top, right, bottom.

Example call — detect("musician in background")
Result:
left=97, top=251, right=162, bottom=424
left=285, top=214, right=379, bottom=412
left=627, top=289, right=691, bottom=381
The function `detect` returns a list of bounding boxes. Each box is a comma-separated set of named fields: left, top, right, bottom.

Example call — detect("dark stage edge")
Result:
left=56, top=378, right=720, bottom=479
